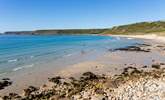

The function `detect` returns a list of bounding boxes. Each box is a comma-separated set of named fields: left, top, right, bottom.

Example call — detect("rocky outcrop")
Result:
left=2, top=65, right=165, bottom=100
left=0, top=78, right=12, bottom=90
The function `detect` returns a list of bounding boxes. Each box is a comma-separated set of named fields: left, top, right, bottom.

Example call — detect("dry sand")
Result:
left=59, top=40, right=165, bottom=76
left=111, top=34, right=165, bottom=42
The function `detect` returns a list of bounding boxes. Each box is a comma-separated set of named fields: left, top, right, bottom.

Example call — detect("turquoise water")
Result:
left=0, top=34, right=142, bottom=75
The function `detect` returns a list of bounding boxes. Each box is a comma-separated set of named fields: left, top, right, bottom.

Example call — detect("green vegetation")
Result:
left=103, top=21, right=165, bottom=35
left=34, top=29, right=108, bottom=34
left=4, top=21, right=165, bottom=35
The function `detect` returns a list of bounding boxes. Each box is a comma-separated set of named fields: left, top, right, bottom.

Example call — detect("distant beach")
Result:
left=111, top=34, right=165, bottom=42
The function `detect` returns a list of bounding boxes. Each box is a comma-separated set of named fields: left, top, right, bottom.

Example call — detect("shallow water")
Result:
left=0, top=34, right=142, bottom=75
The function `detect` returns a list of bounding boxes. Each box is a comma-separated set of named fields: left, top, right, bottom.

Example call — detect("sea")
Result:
left=0, top=34, right=142, bottom=76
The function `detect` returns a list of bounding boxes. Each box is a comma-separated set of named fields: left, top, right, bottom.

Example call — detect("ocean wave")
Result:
left=12, top=64, right=34, bottom=71
left=8, top=59, right=18, bottom=63
left=127, top=37, right=133, bottom=40
left=65, top=52, right=78, bottom=57
left=66, top=54, right=73, bottom=57
left=116, top=37, right=121, bottom=40
left=8, top=55, right=34, bottom=64
left=30, top=55, right=34, bottom=58
left=13, top=67, right=22, bottom=71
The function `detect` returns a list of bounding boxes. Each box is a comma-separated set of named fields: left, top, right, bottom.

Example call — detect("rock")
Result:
left=23, top=86, right=39, bottom=96
left=2, top=78, right=10, bottom=81
left=2, top=93, right=21, bottom=100
left=160, top=63, right=165, bottom=65
left=82, top=72, right=98, bottom=80
left=114, top=45, right=150, bottom=52
left=152, top=64, right=161, bottom=69
left=48, top=76, right=62, bottom=84
left=3, top=67, right=165, bottom=100
left=0, top=79, right=12, bottom=90
left=142, top=65, right=148, bottom=68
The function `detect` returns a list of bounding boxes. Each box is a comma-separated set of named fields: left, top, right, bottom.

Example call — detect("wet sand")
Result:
left=0, top=47, right=105, bottom=95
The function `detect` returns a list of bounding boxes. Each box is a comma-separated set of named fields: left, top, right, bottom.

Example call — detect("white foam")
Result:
left=8, top=59, right=18, bottom=63
left=13, top=67, right=23, bottom=71
left=66, top=54, right=73, bottom=57
left=25, top=64, right=34, bottom=68
left=127, top=37, right=133, bottom=40
left=30, top=56, right=34, bottom=58
left=13, top=64, right=34, bottom=71
left=116, top=37, right=121, bottom=40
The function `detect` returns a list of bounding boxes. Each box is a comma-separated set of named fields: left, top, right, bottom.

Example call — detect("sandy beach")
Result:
left=111, top=34, right=165, bottom=42
left=1, top=35, right=165, bottom=100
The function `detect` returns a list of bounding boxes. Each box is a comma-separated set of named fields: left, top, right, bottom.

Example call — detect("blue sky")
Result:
left=0, top=0, right=165, bottom=32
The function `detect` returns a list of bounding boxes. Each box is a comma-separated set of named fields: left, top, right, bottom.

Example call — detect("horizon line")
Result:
left=1, top=20, right=165, bottom=33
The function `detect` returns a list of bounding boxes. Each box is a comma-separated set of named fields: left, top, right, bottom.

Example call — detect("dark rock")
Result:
left=82, top=72, right=98, bottom=80
left=2, top=78, right=10, bottom=81
left=142, top=65, right=148, bottom=68
left=0, top=79, right=12, bottom=90
left=2, top=93, right=21, bottom=100
left=157, top=45, right=164, bottom=48
left=137, top=43, right=151, bottom=46
left=63, top=82, right=70, bottom=86
left=114, top=46, right=150, bottom=52
left=121, top=67, right=143, bottom=77
left=22, top=89, right=55, bottom=100
left=48, top=76, right=62, bottom=84
left=102, top=96, right=108, bottom=100
left=122, top=67, right=136, bottom=74
left=23, top=86, right=39, bottom=96
left=160, top=63, right=165, bottom=65
left=69, top=77, right=77, bottom=81
left=152, top=64, right=161, bottom=69
left=130, top=69, right=142, bottom=75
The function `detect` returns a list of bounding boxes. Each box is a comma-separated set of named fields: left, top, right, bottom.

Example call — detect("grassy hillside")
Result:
left=103, top=21, right=165, bottom=35
left=4, top=21, right=165, bottom=35
left=34, top=29, right=108, bottom=34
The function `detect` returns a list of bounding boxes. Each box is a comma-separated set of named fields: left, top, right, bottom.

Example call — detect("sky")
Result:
left=0, top=0, right=165, bottom=32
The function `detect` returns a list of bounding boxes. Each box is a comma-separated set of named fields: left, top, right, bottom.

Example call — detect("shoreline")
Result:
left=1, top=36, right=165, bottom=99
left=110, top=34, right=165, bottom=43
